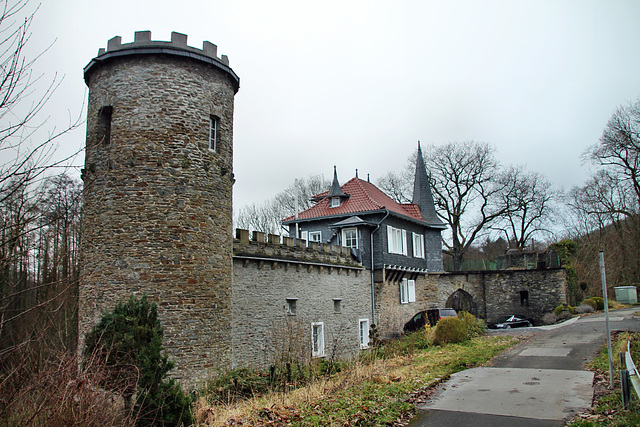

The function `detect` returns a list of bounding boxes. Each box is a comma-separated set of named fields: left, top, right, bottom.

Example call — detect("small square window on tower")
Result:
left=209, top=115, right=219, bottom=152
left=333, top=298, right=342, bottom=313
left=286, top=298, right=297, bottom=315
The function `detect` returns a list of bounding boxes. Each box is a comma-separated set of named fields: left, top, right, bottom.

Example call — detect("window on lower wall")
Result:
left=311, top=322, right=325, bottom=357
left=333, top=299, right=342, bottom=313
left=400, top=278, right=416, bottom=304
left=359, top=318, right=370, bottom=348
left=286, top=298, right=297, bottom=315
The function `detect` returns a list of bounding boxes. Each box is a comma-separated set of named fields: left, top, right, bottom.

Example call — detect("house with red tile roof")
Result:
left=282, top=145, right=446, bottom=331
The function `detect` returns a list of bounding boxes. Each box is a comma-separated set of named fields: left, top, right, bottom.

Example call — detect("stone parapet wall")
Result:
left=233, top=229, right=361, bottom=267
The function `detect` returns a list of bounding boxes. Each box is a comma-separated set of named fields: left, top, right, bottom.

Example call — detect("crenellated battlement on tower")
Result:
left=84, top=31, right=239, bottom=91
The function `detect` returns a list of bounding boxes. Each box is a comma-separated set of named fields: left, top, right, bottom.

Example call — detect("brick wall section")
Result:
left=232, top=229, right=370, bottom=367
left=79, top=33, right=238, bottom=388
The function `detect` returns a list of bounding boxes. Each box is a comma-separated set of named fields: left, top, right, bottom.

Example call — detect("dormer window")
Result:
left=331, top=197, right=341, bottom=208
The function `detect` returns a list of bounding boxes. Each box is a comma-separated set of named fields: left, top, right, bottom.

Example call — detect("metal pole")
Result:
left=600, top=251, right=615, bottom=389
left=621, top=369, right=631, bottom=409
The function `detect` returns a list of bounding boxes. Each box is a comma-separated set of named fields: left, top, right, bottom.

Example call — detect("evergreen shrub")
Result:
left=433, top=317, right=468, bottom=345
left=554, top=305, right=575, bottom=316
left=581, top=298, right=597, bottom=310
left=457, top=311, right=484, bottom=338
left=591, top=297, right=605, bottom=310
left=84, top=294, right=194, bottom=426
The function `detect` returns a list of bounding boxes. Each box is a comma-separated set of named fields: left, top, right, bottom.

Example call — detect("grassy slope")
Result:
left=196, top=335, right=517, bottom=426
left=568, top=331, right=640, bottom=426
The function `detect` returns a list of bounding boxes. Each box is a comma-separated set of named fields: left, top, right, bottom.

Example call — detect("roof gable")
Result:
left=283, top=177, right=426, bottom=223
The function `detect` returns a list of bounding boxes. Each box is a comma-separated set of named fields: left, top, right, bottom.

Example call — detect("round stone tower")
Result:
left=79, top=31, right=239, bottom=386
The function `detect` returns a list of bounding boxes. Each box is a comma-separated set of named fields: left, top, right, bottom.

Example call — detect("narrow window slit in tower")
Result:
left=209, top=115, right=219, bottom=152
left=98, top=106, right=113, bottom=145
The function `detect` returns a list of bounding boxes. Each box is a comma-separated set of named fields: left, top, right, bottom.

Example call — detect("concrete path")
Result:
left=408, top=308, right=640, bottom=427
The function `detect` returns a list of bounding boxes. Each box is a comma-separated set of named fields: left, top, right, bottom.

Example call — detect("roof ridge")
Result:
left=352, top=178, right=384, bottom=210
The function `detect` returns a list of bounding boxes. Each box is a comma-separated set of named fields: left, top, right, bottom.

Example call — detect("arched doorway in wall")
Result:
left=446, top=288, right=477, bottom=316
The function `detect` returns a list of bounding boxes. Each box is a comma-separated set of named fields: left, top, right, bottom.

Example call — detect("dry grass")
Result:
left=0, top=346, right=136, bottom=426
left=195, top=335, right=517, bottom=426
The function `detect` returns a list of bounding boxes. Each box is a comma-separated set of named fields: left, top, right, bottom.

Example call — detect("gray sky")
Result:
left=22, top=0, right=640, bottom=212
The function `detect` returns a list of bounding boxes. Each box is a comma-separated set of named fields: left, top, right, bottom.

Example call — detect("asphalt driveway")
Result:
left=408, top=308, right=640, bottom=427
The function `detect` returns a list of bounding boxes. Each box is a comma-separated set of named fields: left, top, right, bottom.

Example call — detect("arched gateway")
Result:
left=446, top=288, right=477, bottom=316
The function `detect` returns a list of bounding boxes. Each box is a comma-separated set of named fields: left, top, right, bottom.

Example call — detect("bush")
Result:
left=543, top=313, right=558, bottom=325
left=433, top=317, right=468, bottom=345
left=558, top=311, right=573, bottom=321
left=554, top=304, right=575, bottom=316
left=575, top=304, right=594, bottom=314
left=457, top=311, right=485, bottom=338
left=581, top=298, right=597, bottom=310
left=591, top=297, right=605, bottom=310
left=84, top=294, right=194, bottom=426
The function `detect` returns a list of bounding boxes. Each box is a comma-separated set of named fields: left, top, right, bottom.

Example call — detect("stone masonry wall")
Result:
left=232, top=230, right=370, bottom=368
left=375, top=268, right=567, bottom=336
left=79, top=32, right=238, bottom=388
left=482, top=269, right=567, bottom=323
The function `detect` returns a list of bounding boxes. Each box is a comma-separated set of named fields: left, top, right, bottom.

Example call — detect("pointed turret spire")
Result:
left=328, top=166, right=347, bottom=198
left=412, top=142, right=442, bottom=224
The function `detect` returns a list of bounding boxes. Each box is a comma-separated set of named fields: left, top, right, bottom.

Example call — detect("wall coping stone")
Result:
left=234, top=228, right=362, bottom=268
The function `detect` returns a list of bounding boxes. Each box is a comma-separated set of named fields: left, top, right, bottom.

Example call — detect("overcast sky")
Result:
left=22, top=0, right=640, bottom=212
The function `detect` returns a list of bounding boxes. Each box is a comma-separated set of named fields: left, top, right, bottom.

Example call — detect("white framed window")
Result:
left=209, top=115, right=219, bottom=152
left=330, top=197, right=341, bottom=208
left=359, top=318, right=370, bottom=349
left=413, top=233, right=425, bottom=258
left=286, top=298, right=297, bottom=315
left=309, top=231, right=321, bottom=242
left=387, top=226, right=407, bottom=255
left=400, top=278, right=416, bottom=304
left=342, top=227, right=358, bottom=248
left=311, top=322, right=325, bottom=357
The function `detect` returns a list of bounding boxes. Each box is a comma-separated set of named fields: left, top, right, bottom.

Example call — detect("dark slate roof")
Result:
left=412, top=143, right=444, bottom=226
left=327, top=166, right=348, bottom=198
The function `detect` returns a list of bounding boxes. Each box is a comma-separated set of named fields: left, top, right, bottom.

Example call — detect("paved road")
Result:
left=408, top=307, right=640, bottom=427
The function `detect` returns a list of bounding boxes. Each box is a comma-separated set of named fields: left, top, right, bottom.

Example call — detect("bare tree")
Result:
left=493, top=166, right=561, bottom=250
left=0, top=4, right=84, bottom=419
left=377, top=170, right=412, bottom=204
left=586, top=98, right=640, bottom=208
left=422, top=141, right=508, bottom=270
left=565, top=98, right=640, bottom=292
left=235, top=174, right=330, bottom=235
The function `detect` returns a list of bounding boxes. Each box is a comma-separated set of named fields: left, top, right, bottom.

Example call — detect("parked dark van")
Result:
left=403, top=308, right=457, bottom=332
